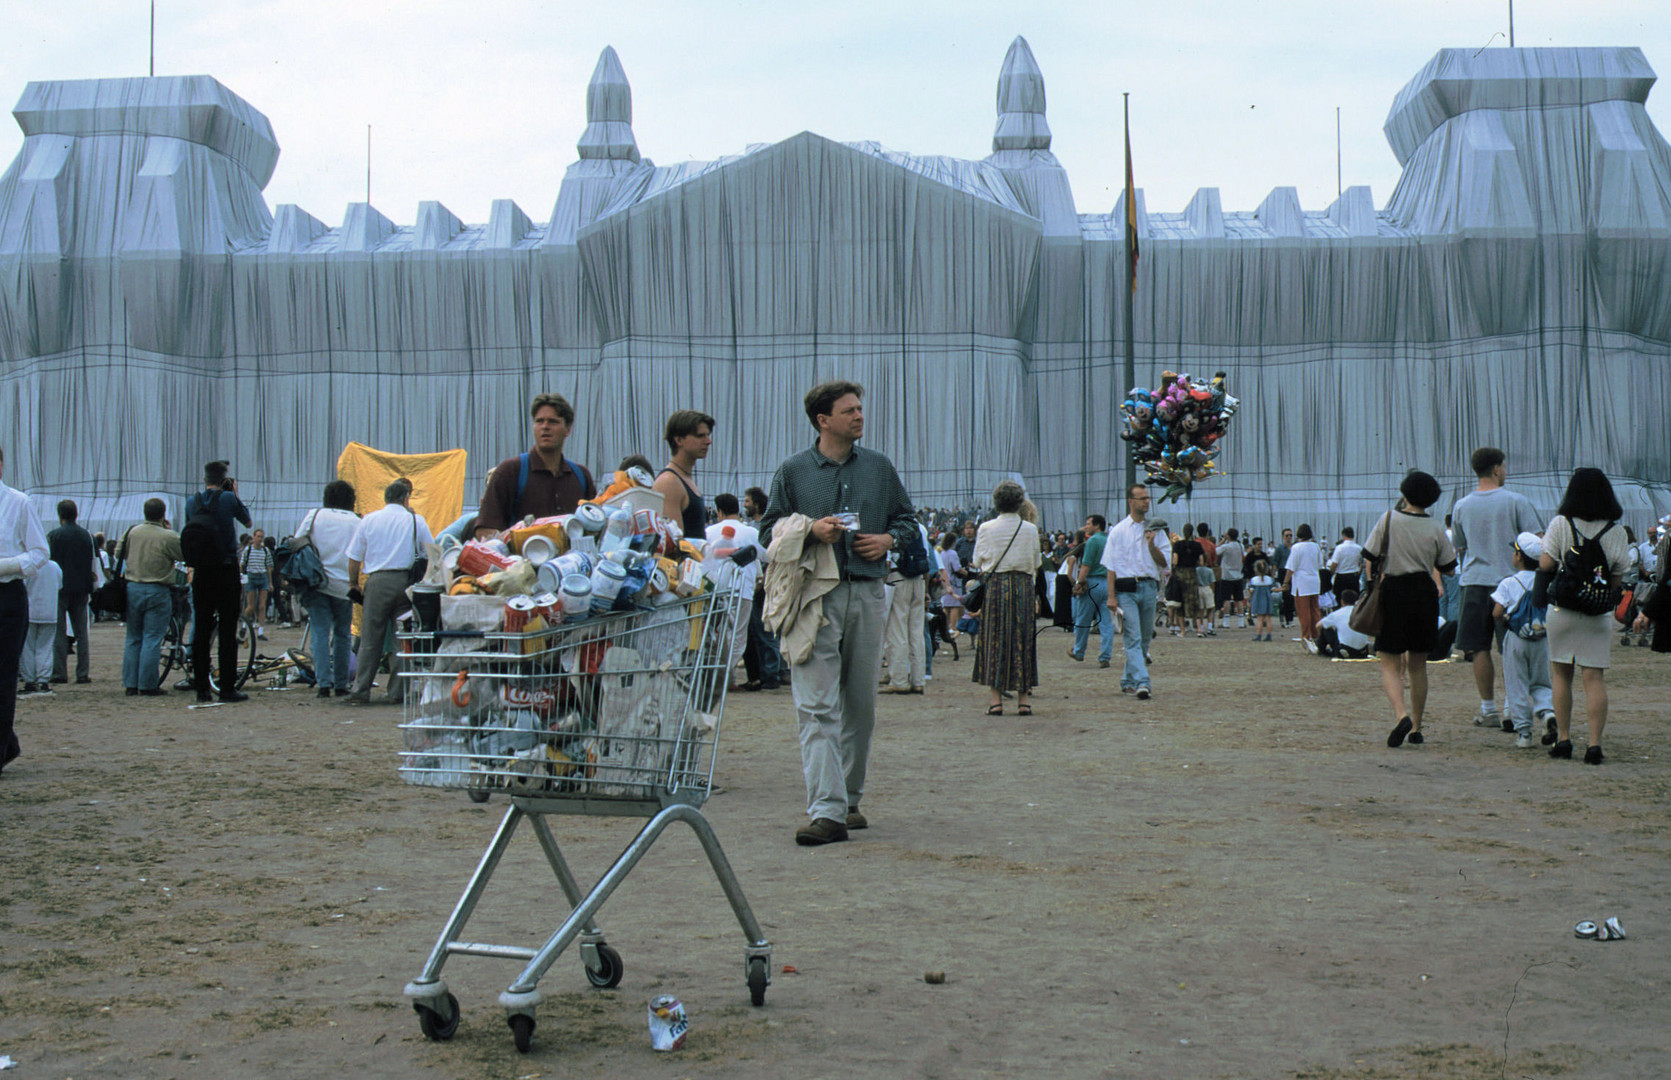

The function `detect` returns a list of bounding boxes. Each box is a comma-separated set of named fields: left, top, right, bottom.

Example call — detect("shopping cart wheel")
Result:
left=748, top=957, right=768, bottom=1006
left=467, top=790, right=491, bottom=804
left=413, top=992, right=459, bottom=1041
left=584, top=943, right=623, bottom=988
left=508, top=1013, right=535, bottom=1053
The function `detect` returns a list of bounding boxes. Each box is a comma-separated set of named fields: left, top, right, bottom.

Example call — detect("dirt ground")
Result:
left=2, top=617, right=1668, bottom=1079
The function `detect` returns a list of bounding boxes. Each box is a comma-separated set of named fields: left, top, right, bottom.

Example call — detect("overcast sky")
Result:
left=4, top=0, right=1670, bottom=226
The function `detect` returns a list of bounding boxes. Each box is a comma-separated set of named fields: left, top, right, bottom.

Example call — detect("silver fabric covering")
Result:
left=1, top=42, right=1668, bottom=536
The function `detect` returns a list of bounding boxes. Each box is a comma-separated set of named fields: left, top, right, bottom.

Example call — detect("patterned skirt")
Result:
left=972, top=571, right=1038, bottom=693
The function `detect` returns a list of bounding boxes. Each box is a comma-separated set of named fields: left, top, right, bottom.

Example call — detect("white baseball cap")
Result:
left=1514, top=532, right=1542, bottom=560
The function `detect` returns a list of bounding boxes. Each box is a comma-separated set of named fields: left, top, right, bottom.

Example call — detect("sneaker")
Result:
left=795, top=818, right=849, bottom=846
left=1204, top=628, right=1217, bottom=636
left=1098, top=659, right=1110, bottom=669
left=1302, top=639, right=1318, bottom=655
left=1135, top=686, right=1151, bottom=700
left=1539, top=711, right=1558, bottom=746
left=845, top=809, right=868, bottom=830
left=1516, top=733, right=1534, bottom=749
left=1066, top=649, right=1084, bottom=662
left=1121, top=686, right=1137, bottom=695
left=1473, top=707, right=1500, bottom=727
left=256, top=626, right=266, bottom=639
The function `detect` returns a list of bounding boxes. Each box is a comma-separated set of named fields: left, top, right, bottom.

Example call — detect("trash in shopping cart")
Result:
left=396, top=583, right=772, bottom=1057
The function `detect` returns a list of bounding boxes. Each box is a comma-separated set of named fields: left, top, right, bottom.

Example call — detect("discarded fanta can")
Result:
left=647, top=995, right=687, bottom=1052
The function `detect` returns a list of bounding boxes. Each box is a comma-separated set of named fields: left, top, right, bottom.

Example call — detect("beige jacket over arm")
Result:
left=761, top=513, right=841, bottom=666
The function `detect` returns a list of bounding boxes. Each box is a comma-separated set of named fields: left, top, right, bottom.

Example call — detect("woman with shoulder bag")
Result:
left=972, top=481, right=1040, bottom=716
left=296, top=480, right=361, bottom=698
left=1362, top=471, right=1457, bottom=749
left=1535, top=468, right=1633, bottom=764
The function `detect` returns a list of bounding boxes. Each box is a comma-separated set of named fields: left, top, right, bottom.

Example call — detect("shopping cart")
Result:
left=395, top=585, right=772, bottom=1054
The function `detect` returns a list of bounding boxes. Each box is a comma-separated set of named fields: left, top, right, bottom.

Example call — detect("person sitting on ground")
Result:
left=1315, top=588, right=1373, bottom=659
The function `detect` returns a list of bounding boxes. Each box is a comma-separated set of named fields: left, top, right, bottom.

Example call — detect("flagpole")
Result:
left=1122, top=92, right=1137, bottom=493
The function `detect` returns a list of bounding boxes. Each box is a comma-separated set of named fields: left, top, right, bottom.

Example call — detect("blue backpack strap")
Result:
left=565, top=456, right=595, bottom=500
left=510, top=452, right=530, bottom=523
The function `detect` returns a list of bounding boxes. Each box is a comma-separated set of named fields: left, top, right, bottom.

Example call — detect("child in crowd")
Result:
left=21, top=557, right=61, bottom=695
left=1491, top=532, right=1554, bottom=749
left=1247, top=560, right=1276, bottom=641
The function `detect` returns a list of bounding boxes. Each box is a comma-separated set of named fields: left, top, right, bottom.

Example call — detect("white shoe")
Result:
left=1515, top=733, right=1534, bottom=749
left=1302, top=639, right=1318, bottom=655
left=1473, top=707, right=1500, bottom=727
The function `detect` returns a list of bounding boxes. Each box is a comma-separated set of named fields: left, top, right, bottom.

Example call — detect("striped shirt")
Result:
left=759, top=441, right=915, bottom=581
left=241, top=543, right=273, bottom=576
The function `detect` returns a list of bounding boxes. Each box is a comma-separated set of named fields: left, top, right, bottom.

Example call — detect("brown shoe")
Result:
left=878, top=685, right=914, bottom=694
left=845, top=809, right=868, bottom=830
left=795, top=817, right=849, bottom=846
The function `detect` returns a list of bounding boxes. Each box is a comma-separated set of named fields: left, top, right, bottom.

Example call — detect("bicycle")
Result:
left=162, top=587, right=314, bottom=693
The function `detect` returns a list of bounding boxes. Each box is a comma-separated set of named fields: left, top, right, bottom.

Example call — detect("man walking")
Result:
left=116, top=499, right=183, bottom=695
left=759, top=381, right=915, bottom=846
left=1271, top=527, right=1295, bottom=628
left=1326, top=526, right=1364, bottom=598
left=1451, top=447, right=1542, bottom=728
left=880, top=517, right=934, bottom=694
left=1217, top=527, right=1246, bottom=628
left=0, top=446, right=50, bottom=778
left=345, top=479, right=433, bottom=706
left=1102, top=484, right=1171, bottom=700
left=475, top=393, right=596, bottom=536
left=48, top=500, right=96, bottom=684
left=187, top=461, right=253, bottom=703
left=1069, top=515, right=1115, bottom=668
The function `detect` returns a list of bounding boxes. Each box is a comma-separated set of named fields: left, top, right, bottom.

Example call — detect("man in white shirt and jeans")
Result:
left=344, top=478, right=434, bottom=705
left=1101, top=484, right=1171, bottom=700
left=0, top=446, right=50, bottom=778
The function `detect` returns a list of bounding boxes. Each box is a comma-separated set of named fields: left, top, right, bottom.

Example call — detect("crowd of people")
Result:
left=1, top=390, right=1665, bottom=855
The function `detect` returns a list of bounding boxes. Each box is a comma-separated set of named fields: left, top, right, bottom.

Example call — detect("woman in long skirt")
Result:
left=971, top=481, right=1041, bottom=716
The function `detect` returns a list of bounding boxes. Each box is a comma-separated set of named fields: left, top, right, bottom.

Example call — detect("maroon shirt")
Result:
left=476, top=451, right=594, bottom=530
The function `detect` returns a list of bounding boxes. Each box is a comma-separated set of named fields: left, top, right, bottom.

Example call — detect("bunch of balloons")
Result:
left=1119, top=370, right=1239, bottom=503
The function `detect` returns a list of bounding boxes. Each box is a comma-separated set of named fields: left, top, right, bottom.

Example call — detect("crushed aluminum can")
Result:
left=1604, top=916, right=1626, bottom=940
left=1574, top=920, right=1599, bottom=939
left=647, top=995, right=687, bottom=1052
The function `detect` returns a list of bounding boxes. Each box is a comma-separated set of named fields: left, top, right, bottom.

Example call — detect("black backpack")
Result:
left=1550, top=520, right=1620, bottom=616
left=897, top=527, right=933, bottom=578
left=179, top=493, right=225, bottom=570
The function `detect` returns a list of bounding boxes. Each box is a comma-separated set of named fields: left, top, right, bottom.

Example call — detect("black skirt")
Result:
left=1374, top=572, right=1439, bottom=655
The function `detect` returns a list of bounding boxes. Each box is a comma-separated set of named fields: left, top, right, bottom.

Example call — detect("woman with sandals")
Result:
left=1362, top=470, right=1457, bottom=749
left=971, top=481, right=1040, bottom=716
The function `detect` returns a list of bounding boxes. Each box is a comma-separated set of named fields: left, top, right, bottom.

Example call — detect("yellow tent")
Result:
left=335, top=441, right=466, bottom=533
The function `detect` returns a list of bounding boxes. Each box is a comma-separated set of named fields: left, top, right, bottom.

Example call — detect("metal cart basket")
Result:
left=396, top=585, right=771, bottom=1054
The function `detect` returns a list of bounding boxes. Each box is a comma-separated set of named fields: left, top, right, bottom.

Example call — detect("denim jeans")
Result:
left=1115, top=578, right=1159, bottom=691
left=307, top=591, right=354, bottom=691
left=122, top=581, right=173, bottom=691
left=1072, top=577, right=1115, bottom=663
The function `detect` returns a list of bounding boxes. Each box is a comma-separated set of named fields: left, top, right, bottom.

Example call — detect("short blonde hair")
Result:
left=1018, top=498, right=1039, bottom=524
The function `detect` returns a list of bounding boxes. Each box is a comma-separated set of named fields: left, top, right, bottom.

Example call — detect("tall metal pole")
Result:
left=1336, top=107, right=1342, bottom=199
left=1122, top=92, right=1137, bottom=494
left=366, top=124, right=372, bottom=204
left=1509, top=1, right=1515, bottom=47
left=149, top=0, right=155, bottom=77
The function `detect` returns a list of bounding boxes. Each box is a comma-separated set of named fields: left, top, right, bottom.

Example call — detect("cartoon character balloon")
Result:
left=1117, top=369, right=1237, bottom=503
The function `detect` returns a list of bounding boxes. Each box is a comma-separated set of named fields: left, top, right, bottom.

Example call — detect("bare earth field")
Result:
left=2, top=619, right=1668, bottom=1079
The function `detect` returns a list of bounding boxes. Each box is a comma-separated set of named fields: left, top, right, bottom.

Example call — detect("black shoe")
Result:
left=1583, top=744, right=1604, bottom=765
left=1500, top=717, right=1515, bottom=733
left=795, top=817, right=849, bottom=846
left=75, top=676, right=91, bottom=685
left=318, top=687, right=333, bottom=699
left=1408, top=731, right=1425, bottom=744
left=125, top=687, right=139, bottom=697
left=139, top=688, right=167, bottom=697
left=1549, top=739, right=1573, bottom=759
left=1542, top=714, right=1558, bottom=746
left=50, top=676, right=68, bottom=684
left=219, top=690, right=250, bottom=704
left=1388, top=716, right=1413, bottom=748
left=196, top=690, right=216, bottom=703
left=333, top=687, right=351, bottom=697
left=759, top=680, right=781, bottom=690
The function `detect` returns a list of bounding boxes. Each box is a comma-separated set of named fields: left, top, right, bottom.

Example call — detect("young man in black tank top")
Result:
left=654, top=410, right=715, bottom=539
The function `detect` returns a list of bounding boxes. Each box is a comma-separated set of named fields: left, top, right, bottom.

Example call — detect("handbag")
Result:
left=1347, top=510, right=1391, bottom=637
left=281, top=511, right=328, bottom=593
left=962, top=522, right=1024, bottom=615
left=407, top=508, right=430, bottom=586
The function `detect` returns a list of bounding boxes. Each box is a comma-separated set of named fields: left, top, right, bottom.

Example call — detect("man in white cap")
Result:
left=1490, top=532, right=1553, bottom=749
